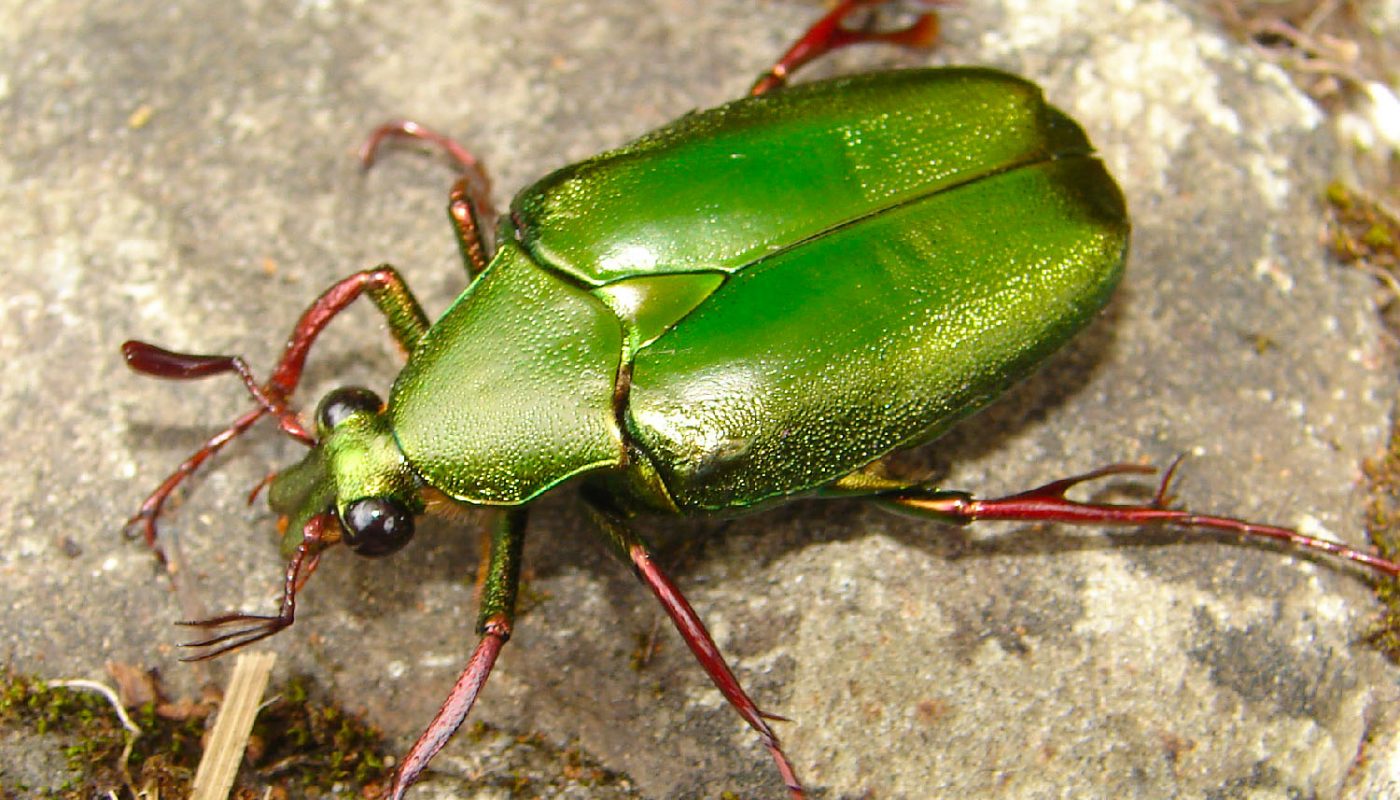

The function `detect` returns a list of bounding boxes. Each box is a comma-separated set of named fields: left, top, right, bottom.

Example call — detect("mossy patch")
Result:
left=1327, top=182, right=1398, bottom=277
left=0, top=668, right=392, bottom=798
left=0, top=669, right=200, bottom=798
left=1363, top=418, right=1400, bottom=660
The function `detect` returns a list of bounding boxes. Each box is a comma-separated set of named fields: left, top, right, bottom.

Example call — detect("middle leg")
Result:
left=586, top=497, right=806, bottom=799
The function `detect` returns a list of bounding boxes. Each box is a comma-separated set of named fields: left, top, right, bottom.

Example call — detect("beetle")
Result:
left=120, top=1, right=1400, bottom=797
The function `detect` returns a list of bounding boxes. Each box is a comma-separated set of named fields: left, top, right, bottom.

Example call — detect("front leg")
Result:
left=177, top=512, right=334, bottom=659
left=124, top=266, right=431, bottom=560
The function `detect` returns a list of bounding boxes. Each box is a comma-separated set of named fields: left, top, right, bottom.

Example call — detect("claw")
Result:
left=173, top=514, right=332, bottom=661
left=177, top=614, right=292, bottom=661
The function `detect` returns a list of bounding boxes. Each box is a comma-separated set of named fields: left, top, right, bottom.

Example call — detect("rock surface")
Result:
left=2, top=0, right=1397, bottom=797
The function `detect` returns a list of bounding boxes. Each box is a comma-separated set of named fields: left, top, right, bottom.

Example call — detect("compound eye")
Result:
left=316, top=387, right=383, bottom=432
left=341, top=497, right=415, bottom=557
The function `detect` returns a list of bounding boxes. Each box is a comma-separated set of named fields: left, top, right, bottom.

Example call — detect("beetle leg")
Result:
left=586, top=499, right=807, bottom=799
left=361, top=119, right=496, bottom=278
left=175, top=512, right=332, bottom=660
left=447, top=175, right=493, bottom=279
left=751, top=0, right=940, bottom=95
left=387, top=508, right=526, bottom=800
left=124, top=266, right=429, bottom=560
left=123, top=406, right=269, bottom=561
left=265, top=265, right=431, bottom=390
left=872, top=461, right=1400, bottom=579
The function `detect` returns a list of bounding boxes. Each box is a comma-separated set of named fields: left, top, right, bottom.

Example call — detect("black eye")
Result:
left=316, top=387, right=382, bottom=432
left=341, top=497, right=414, bottom=557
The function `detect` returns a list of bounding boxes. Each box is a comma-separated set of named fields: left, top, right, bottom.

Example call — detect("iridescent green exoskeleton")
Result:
left=121, top=2, right=1400, bottom=798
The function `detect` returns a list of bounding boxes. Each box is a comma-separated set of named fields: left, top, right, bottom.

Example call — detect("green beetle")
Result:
left=355, top=65, right=1127, bottom=521
left=122, top=1, right=1400, bottom=797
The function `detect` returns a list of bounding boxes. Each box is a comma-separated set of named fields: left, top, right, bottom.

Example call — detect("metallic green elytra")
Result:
left=376, top=68, right=1127, bottom=530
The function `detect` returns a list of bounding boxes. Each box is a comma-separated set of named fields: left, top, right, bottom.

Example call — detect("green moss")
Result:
left=1364, top=418, right=1400, bottom=661
left=629, top=626, right=664, bottom=672
left=245, top=674, right=391, bottom=793
left=1328, top=182, right=1400, bottom=661
left=1326, top=181, right=1399, bottom=274
left=0, top=669, right=197, bottom=798
left=0, top=669, right=391, bottom=798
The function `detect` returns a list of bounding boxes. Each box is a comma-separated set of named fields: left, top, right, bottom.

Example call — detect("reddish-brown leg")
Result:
left=176, top=512, right=333, bottom=660
left=587, top=500, right=805, bottom=799
left=631, top=544, right=805, bottom=798
left=883, top=462, right=1400, bottom=578
left=751, top=0, right=940, bottom=95
left=124, top=266, right=428, bottom=560
left=360, top=120, right=497, bottom=277
left=388, top=618, right=509, bottom=800
left=262, top=265, right=429, bottom=395
left=121, top=344, right=306, bottom=438
left=123, top=405, right=269, bottom=561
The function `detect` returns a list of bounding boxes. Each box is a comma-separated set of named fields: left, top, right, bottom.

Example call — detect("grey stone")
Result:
left=2, top=0, right=1397, bottom=798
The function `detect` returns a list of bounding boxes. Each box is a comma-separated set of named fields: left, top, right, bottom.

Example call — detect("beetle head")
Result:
left=269, top=386, right=424, bottom=559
